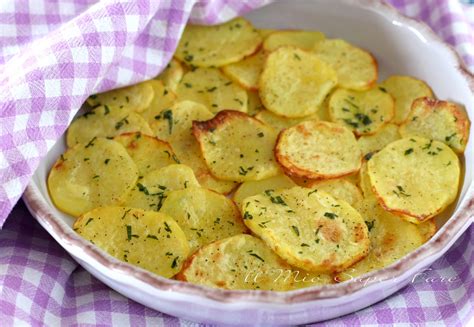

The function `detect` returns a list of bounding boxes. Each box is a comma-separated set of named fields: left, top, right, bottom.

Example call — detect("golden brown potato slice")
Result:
left=123, top=164, right=199, bottom=211
left=242, top=187, right=369, bottom=273
left=233, top=174, right=296, bottom=210
left=86, top=81, right=154, bottom=113
left=177, top=234, right=294, bottom=290
left=357, top=123, right=401, bottom=157
left=138, top=80, right=177, bottom=125
left=254, top=110, right=319, bottom=131
left=329, top=87, right=394, bottom=136
left=263, top=30, right=325, bottom=52
left=399, top=97, right=470, bottom=153
left=66, top=105, right=153, bottom=147
left=307, top=179, right=363, bottom=207
left=247, top=91, right=265, bottom=116
left=176, top=68, right=248, bottom=113
left=160, top=187, right=247, bottom=252
left=114, top=132, right=179, bottom=176
left=313, top=39, right=377, bottom=90
left=379, top=75, right=433, bottom=124
left=417, top=220, right=437, bottom=242
left=155, top=58, right=184, bottom=92
left=74, top=207, right=189, bottom=278
left=335, top=198, right=424, bottom=281
left=48, top=138, right=138, bottom=217
left=368, top=137, right=460, bottom=223
left=259, top=47, right=337, bottom=118
left=193, top=110, right=280, bottom=182
left=222, top=50, right=265, bottom=90
left=275, top=121, right=361, bottom=179
left=174, top=18, right=262, bottom=67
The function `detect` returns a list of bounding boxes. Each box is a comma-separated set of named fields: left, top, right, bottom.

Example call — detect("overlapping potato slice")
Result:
left=329, top=87, right=394, bottom=136
left=259, top=47, right=337, bottom=118
left=155, top=58, right=184, bottom=92
left=247, top=91, right=264, bottom=116
left=258, top=29, right=277, bottom=39
left=368, top=137, right=460, bottom=222
left=255, top=110, right=319, bottom=131
left=307, top=179, right=363, bottom=207
left=335, top=198, right=424, bottom=281
left=87, top=81, right=154, bottom=113
left=379, top=75, right=433, bottom=124
left=233, top=174, right=296, bottom=210
left=176, top=234, right=294, bottom=290
left=222, top=50, right=265, bottom=90
left=313, top=39, right=377, bottom=90
left=66, top=105, right=153, bottom=147
left=48, top=138, right=138, bottom=217
left=193, top=110, right=280, bottom=182
left=114, top=132, right=178, bottom=176
left=357, top=123, right=400, bottom=157
left=275, top=121, right=361, bottom=179
left=263, top=30, right=325, bottom=52
left=242, top=187, right=369, bottom=272
left=138, top=80, right=177, bottom=125
left=358, top=160, right=373, bottom=198
left=160, top=187, right=247, bottom=252
left=418, top=220, right=437, bottom=242
left=74, top=207, right=189, bottom=278
left=174, top=18, right=262, bottom=67
left=399, top=97, right=470, bottom=153
left=176, top=68, right=248, bottom=113
left=149, top=101, right=237, bottom=193
left=123, top=164, right=199, bottom=211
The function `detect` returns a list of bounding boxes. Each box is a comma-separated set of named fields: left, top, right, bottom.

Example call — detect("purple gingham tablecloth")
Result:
left=0, top=0, right=473, bottom=325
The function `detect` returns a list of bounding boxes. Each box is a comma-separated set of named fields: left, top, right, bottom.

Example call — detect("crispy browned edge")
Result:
left=274, top=121, right=362, bottom=180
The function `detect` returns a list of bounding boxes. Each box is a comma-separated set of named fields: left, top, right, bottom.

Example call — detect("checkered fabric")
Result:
left=0, top=0, right=473, bottom=326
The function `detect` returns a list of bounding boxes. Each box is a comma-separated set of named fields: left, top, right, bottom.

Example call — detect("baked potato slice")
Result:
left=263, top=30, right=325, bottom=52
left=138, top=80, right=177, bottom=125
left=222, top=50, right=266, bottom=90
left=307, top=178, right=363, bottom=207
left=155, top=58, right=184, bottom=92
left=357, top=123, right=400, bottom=157
left=254, top=110, right=319, bottom=132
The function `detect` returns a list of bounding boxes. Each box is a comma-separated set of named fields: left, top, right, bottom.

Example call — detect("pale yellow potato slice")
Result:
left=358, top=160, right=373, bottom=198
left=254, top=110, right=319, bottom=132
left=275, top=121, right=361, bottom=179
left=313, top=39, right=377, bottom=90
left=258, top=29, right=277, bottom=39
left=233, top=174, right=296, bottom=210
left=66, top=105, right=153, bottom=147
left=74, top=207, right=189, bottom=278
left=193, top=110, right=280, bottom=182
left=174, top=18, right=262, bottom=67
left=86, top=81, right=155, bottom=113
left=263, top=30, right=325, bottom=52
left=368, top=137, right=460, bottom=223
left=329, top=87, right=394, bottom=136
left=176, top=68, right=248, bottom=113
left=243, top=187, right=369, bottom=273
left=417, top=220, right=437, bottom=242
left=379, top=75, right=433, bottom=124
left=247, top=91, right=265, bottom=116
left=155, top=58, right=184, bottom=92
left=114, top=132, right=179, bottom=176
left=357, top=123, right=401, bottom=157
left=259, top=47, right=337, bottom=118
left=123, top=164, right=199, bottom=211
left=307, top=179, right=363, bottom=207
left=222, top=50, right=265, bottom=90
left=138, top=80, right=177, bottom=125
left=160, top=187, right=247, bottom=252
left=399, top=97, right=470, bottom=153
left=48, top=138, right=138, bottom=217
left=176, top=234, right=294, bottom=290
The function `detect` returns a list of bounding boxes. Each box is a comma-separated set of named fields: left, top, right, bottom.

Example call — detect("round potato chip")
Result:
left=242, top=187, right=370, bottom=273
left=399, top=97, right=470, bottom=153
left=263, top=30, right=325, bottom=52
left=233, top=174, right=296, bottom=210
left=86, top=81, right=155, bottom=113
left=193, top=110, right=280, bottom=182
left=379, top=75, right=433, bottom=124
left=74, top=207, right=189, bottom=278
left=368, top=137, right=460, bottom=222
left=138, top=80, right=177, bottom=125
left=160, top=187, right=247, bottom=252
left=176, top=234, right=294, bottom=291
left=155, top=58, right=184, bottom=92
left=48, top=138, right=138, bottom=217
left=357, top=123, right=401, bottom=157
left=335, top=198, right=424, bottom=281
left=275, top=121, right=362, bottom=179
left=259, top=47, right=337, bottom=118
left=329, top=87, right=394, bottom=136
left=176, top=68, right=248, bottom=113
left=313, top=39, right=377, bottom=91
left=255, top=110, right=319, bottom=132
left=123, top=164, right=200, bottom=212
left=174, top=18, right=262, bottom=67
left=114, top=132, right=179, bottom=176
left=247, top=91, right=265, bottom=116
left=222, top=50, right=265, bottom=90
left=307, top=179, right=363, bottom=207
left=66, top=105, right=153, bottom=147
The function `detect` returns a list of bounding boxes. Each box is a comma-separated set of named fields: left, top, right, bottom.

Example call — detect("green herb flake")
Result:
left=249, top=253, right=265, bottom=262
left=257, top=132, right=264, bottom=138
left=324, top=212, right=338, bottom=219
left=365, top=220, right=375, bottom=232
left=126, top=225, right=132, bottom=241
left=291, top=225, right=300, bottom=236
left=115, top=116, right=129, bottom=130
left=171, top=256, right=179, bottom=269
left=85, top=137, right=97, bottom=148
left=85, top=218, right=94, bottom=226
left=147, top=234, right=158, bottom=240
left=404, top=148, right=414, bottom=155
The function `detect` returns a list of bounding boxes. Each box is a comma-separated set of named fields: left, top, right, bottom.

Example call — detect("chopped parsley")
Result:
left=115, top=116, right=129, bottom=130
left=85, top=137, right=97, bottom=148
left=291, top=225, right=300, bottom=236
left=365, top=220, right=375, bottom=232
left=324, top=212, right=338, bottom=219
left=404, top=148, right=414, bottom=155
